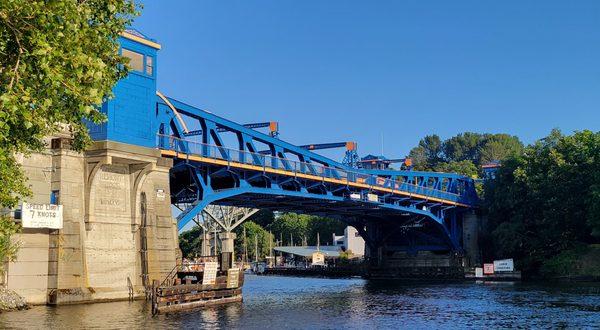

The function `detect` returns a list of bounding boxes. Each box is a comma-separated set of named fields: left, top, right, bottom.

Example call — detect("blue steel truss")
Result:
left=155, top=94, right=478, bottom=251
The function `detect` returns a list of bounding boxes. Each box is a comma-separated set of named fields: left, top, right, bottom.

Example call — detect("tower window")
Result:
left=146, top=56, right=154, bottom=75
left=122, top=48, right=144, bottom=72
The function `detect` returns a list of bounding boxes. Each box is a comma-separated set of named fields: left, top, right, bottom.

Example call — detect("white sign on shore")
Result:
left=202, top=262, right=218, bottom=285
left=475, top=267, right=484, bottom=278
left=22, top=202, right=63, bottom=229
left=227, top=268, right=240, bottom=288
left=493, top=259, right=514, bottom=272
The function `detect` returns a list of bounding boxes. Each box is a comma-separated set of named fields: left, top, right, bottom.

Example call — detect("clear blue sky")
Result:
left=134, top=1, right=599, bottom=160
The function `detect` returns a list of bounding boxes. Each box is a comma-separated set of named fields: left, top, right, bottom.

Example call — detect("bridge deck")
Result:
left=159, top=137, right=470, bottom=208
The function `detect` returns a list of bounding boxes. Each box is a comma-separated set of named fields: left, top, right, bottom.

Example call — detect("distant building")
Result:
left=273, top=246, right=340, bottom=267
left=359, top=154, right=413, bottom=170
left=482, top=161, right=501, bottom=179
left=332, top=226, right=365, bottom=257
left=332, top=234, right=344, bottom=248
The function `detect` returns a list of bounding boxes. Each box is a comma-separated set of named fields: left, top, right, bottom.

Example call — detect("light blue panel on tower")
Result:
left=88, top=29, right=160, bottom=148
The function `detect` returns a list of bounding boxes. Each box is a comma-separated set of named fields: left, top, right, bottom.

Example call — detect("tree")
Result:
left=434, top=160, right=479, bottom=178
left=443, top=132, right=483, bottom=163
left=306, top=216, right=346, bottom=246
left=246, top=209, right=275, bottom=228
left=409, top=134, right=443, bottom=170
left=484, top=129, right=600, bottom=275
left=179, top=226, right=202, bottom=258
left=0, top=217, right=20, bottom=276
left=265, top=212, right=346, bottom=247
left=408, top=132, right=523, bottom=175
left=0, top=0, right=138, bottom=208
left=268, top=213, right=310, bottom=246
left=234, top=221, right=273, bottom=261
left=478, top=134, right=523, bottom=164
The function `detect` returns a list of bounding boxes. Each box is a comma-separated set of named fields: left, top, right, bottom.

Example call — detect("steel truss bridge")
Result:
left=155, top=93, right=478, bottom=253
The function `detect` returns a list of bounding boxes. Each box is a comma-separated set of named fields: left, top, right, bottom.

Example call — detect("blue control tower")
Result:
left=88, top=29, right=161, bottom=148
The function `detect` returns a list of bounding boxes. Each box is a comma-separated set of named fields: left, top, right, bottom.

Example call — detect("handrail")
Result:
left=157, top=134, right=464, bottom=202
left=159, top=256, right=220, bottom=287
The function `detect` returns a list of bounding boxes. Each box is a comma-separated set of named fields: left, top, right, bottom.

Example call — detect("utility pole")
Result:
left=279, top=232, right=283, bottom=265
left=317, top=232, right=320, bottom=251
left=269, top=231, right=273, bottom=268
left=213, top=227, right=217, bottom=256
left=254, top=235, right=258, bottom=263
left=290, top=233, right=293, bottom=247
left=243, top=226, right=248, bottom=266
left=201, top=226, right=206, bottom=256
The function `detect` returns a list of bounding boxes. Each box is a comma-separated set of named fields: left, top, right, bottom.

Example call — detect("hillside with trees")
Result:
left=482, top=129, right=600, bottom=277
left=408, top=129, right=600, bottom=277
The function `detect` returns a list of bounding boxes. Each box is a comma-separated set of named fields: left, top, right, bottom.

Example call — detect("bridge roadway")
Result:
left=155, top=94, right=478, bottom=252
left=160, top=139, right=471, bottom=208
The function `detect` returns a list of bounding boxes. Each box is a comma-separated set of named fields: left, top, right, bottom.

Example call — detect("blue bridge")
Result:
left=90, top=30, right=479, bottom=274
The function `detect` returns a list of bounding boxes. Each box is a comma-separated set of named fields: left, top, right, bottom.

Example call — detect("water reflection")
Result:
left=1, top=276, right=599, bottom=329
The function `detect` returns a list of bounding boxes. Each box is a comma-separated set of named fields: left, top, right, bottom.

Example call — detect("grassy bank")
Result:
left=539, top=245, right=600, bottom=281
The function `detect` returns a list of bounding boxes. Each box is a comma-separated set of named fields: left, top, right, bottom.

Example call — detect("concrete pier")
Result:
left=362, top=213, right=484, bottom=280
left=5, top=139, right=178, bottom=304
left=218, top=232, right=236, bottom=271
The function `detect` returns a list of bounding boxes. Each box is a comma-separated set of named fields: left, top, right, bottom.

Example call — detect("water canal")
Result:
left=1, top=275, right=599, bottom=329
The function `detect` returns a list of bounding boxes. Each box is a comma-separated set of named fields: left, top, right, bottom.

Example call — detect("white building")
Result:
left=332, top=226, right=365, bottom=257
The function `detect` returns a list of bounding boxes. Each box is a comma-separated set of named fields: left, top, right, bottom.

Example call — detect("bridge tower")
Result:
left=89, top=29, right=159, bottom=147
left=8, top=30, right=179, bottom=305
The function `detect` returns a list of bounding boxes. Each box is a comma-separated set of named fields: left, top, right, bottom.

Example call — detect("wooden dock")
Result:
left=151, top=262, right=244, bottom=314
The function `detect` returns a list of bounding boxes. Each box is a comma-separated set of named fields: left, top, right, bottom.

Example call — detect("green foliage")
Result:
left=409, top=132, right=524, bottom=177
left=539, top=245, right=600, bottom=278
left=268, top=212, right=345, bottom=246
left=305, top=216, right=346, bottom=246
left=478, top=134, right=524, bottom=164
left=434, top=160, right=479, bottom=178
left=178, top=211, right=345, bottom=261
left=339, top=249, right=353, bottom=261
left=269, top=213, right=310, bottom=246
left=0, top=0, right=138, bottom=208
left=179, top=226, right=202, bottom=258
left=234, top=221, right=273, bottom=261
left=409, top=134, right=443, bottom=170
left=0, top=154, right=30, bottom=208
left=246, top=209, right=275, bottom=228
left=0, top=216, right=21, bottom=275
left=443, top=132, right=483, bottom=163
left=484, top=129, right=600, bottom=275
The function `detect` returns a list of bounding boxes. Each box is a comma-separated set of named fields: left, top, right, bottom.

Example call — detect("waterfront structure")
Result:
left=6, top=28, right=481, bottom=305
left=332, top=226, right=365, bottom=257
left=273, top=246, right=340, bottom=267
left=481, top=161, right=501, bottom=180
left=151, top=259, right=244, bottom=314
left=4, top=30, right=178, bottom=305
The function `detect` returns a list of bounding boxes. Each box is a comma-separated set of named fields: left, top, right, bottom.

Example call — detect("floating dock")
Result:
left=151, top=260, right=244, bottom=314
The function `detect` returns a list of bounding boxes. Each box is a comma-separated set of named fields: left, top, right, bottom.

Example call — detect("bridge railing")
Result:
left=158, top=134, right=464, bottom=204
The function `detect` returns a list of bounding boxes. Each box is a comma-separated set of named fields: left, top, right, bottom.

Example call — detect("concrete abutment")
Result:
left=6, top=140, right=178, bottom=305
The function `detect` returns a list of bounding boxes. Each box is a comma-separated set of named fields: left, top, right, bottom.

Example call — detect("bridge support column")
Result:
left=219, top=232, right=236, bottom=271
left=462, top=211, right=482, bottom=267
left=363, top=218, right=464, bottom=280
left=201, top=231, right=211, bottom=257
